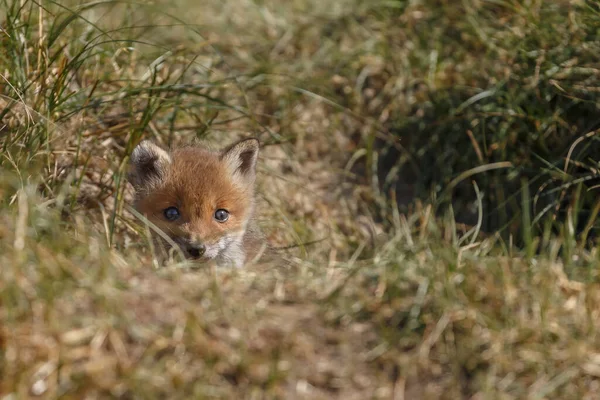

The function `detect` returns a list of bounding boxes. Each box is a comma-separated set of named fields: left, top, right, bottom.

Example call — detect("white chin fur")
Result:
left=200, top=232, right=245, bottom=267
left=160, top=231, right=246, bottom=267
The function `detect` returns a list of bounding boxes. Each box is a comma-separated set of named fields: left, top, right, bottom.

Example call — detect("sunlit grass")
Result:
left=1, top=0, right=600, bottom=398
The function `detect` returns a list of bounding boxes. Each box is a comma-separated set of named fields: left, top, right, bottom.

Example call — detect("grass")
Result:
left=2, top=0, right=600, bottom=398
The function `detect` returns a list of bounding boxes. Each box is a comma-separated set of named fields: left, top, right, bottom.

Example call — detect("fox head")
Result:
left=129, top=138, right=259, bottom=266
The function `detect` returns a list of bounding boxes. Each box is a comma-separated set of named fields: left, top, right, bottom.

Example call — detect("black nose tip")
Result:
left=187, top=243, right=206, bottom=259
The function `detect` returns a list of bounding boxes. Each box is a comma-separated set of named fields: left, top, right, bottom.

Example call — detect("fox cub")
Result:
left=129, top=138, right=263, bottom=267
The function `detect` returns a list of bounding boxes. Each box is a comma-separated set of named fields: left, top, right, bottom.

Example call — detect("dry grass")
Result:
left=2, top=0, right=600, bottom=399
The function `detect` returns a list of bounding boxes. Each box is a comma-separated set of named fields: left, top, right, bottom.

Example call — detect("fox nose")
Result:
left=187, top=242, right=206, bottom=259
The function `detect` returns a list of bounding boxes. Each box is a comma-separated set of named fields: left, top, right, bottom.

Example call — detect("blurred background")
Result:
left=3, top=0, right=600, bottom=245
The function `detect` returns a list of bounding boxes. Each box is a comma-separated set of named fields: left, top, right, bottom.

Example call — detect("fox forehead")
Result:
left=169, top=147, right=232, bottom=198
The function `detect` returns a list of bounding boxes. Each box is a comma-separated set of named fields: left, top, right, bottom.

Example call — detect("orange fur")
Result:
left=129, top=139, right=261, bottom=267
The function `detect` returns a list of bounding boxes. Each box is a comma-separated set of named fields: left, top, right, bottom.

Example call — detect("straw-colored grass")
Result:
left=2, top=1, right=600, bottom=398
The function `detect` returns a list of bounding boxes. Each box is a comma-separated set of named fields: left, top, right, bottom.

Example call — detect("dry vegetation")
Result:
left=2, top=0, right=600, bottom=399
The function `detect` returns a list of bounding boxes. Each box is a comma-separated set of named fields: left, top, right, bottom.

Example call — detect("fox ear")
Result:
left=220, top=138, right=259, bottom=187
left=129, top=140, right=171, bottom=189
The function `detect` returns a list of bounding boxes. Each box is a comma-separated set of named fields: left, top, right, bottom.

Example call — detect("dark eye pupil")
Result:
left=215, top=209, right=229, bottom=222
left=164, top=207, right=180, bottom=221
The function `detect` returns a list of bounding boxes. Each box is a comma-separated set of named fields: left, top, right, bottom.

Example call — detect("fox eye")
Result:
left=164, top=206, right=180, bottom=221
left=214, top=209, right=229, bottom=222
